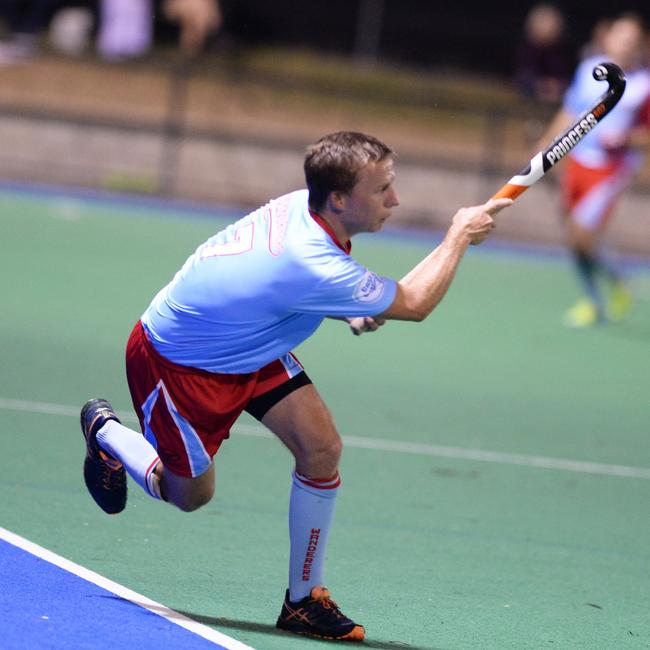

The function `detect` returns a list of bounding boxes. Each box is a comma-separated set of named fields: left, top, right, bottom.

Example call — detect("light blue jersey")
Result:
left=564, top=56, right=650, bottom=169
left=141, top=190, right=397, bottom=373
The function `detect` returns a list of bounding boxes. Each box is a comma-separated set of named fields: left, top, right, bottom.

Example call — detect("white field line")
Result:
left=2, top=397, right=650, bottom=480
left=0, top=527, right=256, bottom=650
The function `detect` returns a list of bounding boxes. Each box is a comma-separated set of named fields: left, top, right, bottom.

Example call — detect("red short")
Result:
left=125, top=321, right=307, bottom=478
left=561, top=157, right=631, bottom=230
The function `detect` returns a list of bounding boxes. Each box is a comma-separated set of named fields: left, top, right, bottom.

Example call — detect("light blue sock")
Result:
left=97, top=420, right=162, bottom=499
left=288, top=471, right=340, bottom=602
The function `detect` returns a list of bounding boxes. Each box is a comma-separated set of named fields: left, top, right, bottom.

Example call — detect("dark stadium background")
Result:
left=196, top=1, right=650, bottom=73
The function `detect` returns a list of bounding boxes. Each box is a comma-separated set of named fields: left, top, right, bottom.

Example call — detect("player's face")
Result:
left=342, top=157, right=399, bottom=234
left=604, top=19, right=644, bottom=68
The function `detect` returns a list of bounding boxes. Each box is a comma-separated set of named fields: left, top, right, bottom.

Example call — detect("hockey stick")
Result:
left=491, top=62, right=626, bottom=201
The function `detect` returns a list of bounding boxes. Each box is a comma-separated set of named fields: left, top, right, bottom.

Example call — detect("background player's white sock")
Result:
left=288, top=471, right=340, bottom=602
left=96, top=420, right=162, bottom=499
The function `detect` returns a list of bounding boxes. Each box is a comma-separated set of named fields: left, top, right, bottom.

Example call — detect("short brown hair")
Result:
left=304, top=131, right=394, bottom=211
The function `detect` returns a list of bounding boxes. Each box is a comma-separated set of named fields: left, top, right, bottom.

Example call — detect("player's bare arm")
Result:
left=378, top=199, right=512, bottom=322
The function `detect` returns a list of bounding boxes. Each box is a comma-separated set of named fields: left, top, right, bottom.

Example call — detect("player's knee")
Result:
left=173, top=484, right=215, bottom=512
left=301, top=434, right=342, bottom=475
left=162, top=464, right=216, bottom=512
left=328, top=435, right=343, bottom=464
left=317, top=434, right=343, bottom=460
left=175, top=490, right=214, bottom=512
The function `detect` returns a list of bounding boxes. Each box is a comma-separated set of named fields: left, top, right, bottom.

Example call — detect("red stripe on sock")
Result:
left=144, top=457, right=161, bottom=496
left=295, top=472, right=341, bottom=490
left=145, top=457, right=160, bottom=478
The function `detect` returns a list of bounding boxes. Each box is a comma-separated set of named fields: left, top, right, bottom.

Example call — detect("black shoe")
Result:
left=80, top=398, right=126, bottom=514
left=276, top=586, right=365, bottom=642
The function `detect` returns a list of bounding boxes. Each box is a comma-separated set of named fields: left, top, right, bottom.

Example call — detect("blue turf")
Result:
left=0, top=539, right=231, bottom=650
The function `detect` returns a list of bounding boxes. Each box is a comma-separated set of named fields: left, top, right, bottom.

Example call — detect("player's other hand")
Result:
left=347, top=316, right=386, bottom=336
left=451, top=198, right=512, bottom=246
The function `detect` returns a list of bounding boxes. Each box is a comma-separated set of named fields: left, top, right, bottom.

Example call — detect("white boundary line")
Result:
left=0, top=526, right=256, bottom=650
left=2, top=396, right=650, bottom=480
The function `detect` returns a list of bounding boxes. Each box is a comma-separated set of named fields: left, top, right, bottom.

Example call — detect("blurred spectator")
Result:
left=97, top=0, right=221, bottom=62
left=514, top=4, right=573, bottom=103
left=0, top=0, right=221, bottom=65
left=162, top=0, right=222, bottom=58
left=0, top=0, right=65, bottom=65
left=539, top=13, right=650, bottom=327
left=97, top=0, right=153, bottom=61
left=49, top=6, right=94, bottom=56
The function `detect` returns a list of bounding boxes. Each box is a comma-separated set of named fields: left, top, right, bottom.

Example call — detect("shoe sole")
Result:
left=276, top=622, right=365, bottom=642
left=83, top=455, right=127, bottom=514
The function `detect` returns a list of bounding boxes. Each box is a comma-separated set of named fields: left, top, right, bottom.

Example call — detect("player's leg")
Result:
left=81, top=322, right=234, bottom=514
left=158, top=462, right=215, bottom=512
left=246, top=368, right=364, bottom=641
left=562, top=159, right=630, bottom=326
left=567, top=219, right=632, bottom=323
left=261, top=383, right=342, bottom=478
left=251, top=380, right=342, bottom=598
left=81, top=397, right=216, bottom=513
left=565, top=220, right=605, bottom=326
left=587, top=208, right=633, bottom=321
left=95, top=409, right=216, bottom=511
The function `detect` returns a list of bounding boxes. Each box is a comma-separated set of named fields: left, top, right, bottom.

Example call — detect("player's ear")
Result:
left=328, top=191, right=347, bottom=214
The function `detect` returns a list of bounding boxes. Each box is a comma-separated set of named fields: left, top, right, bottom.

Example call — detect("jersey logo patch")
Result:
left=353, top=271, right=385, bottom=303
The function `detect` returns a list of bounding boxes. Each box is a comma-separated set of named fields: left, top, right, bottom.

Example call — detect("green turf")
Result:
left=2, top=188, right=650, bottom=649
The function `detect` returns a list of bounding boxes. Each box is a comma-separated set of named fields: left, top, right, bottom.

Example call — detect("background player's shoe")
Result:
left=563, top=298, right=601, bottom=328
left=607, top=282, right=632, bottom=321
left=80, top=398, right=126, bottom=514
left=276, top=586, right=365, bottom=642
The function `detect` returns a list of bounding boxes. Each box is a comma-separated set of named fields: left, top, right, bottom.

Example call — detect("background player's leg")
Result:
left=588, top=220, right=633, bottom=321
left=565, top=221, right=605, bottom=327
left=261, top=384, right=342, bottom=601
left=566, top=218, right=631, bottom=325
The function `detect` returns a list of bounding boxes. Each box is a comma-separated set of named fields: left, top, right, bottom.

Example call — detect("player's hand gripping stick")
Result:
left=491, top=62, right=626, bottom=201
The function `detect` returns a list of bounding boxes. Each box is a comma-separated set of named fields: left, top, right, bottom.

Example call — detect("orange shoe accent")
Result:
left=338, top=625, right=365, bottom=642
left=87, top=413, right=123, bottom=470
left=98, top=449, right=123, bottom=471
left=277, top=586, right=365, bottom=642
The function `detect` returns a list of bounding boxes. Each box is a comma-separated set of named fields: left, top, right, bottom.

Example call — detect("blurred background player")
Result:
left=540, top=13, right=650, bottom=327
left=79, top=131, right=511, bottom=642
left=579, top=17, right=613, bottom=61
left=514, top=3, right=572, bottom=104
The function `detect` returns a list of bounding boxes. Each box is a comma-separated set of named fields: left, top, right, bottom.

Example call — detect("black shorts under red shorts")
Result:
left=125, top=321, right=310, bottom=478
